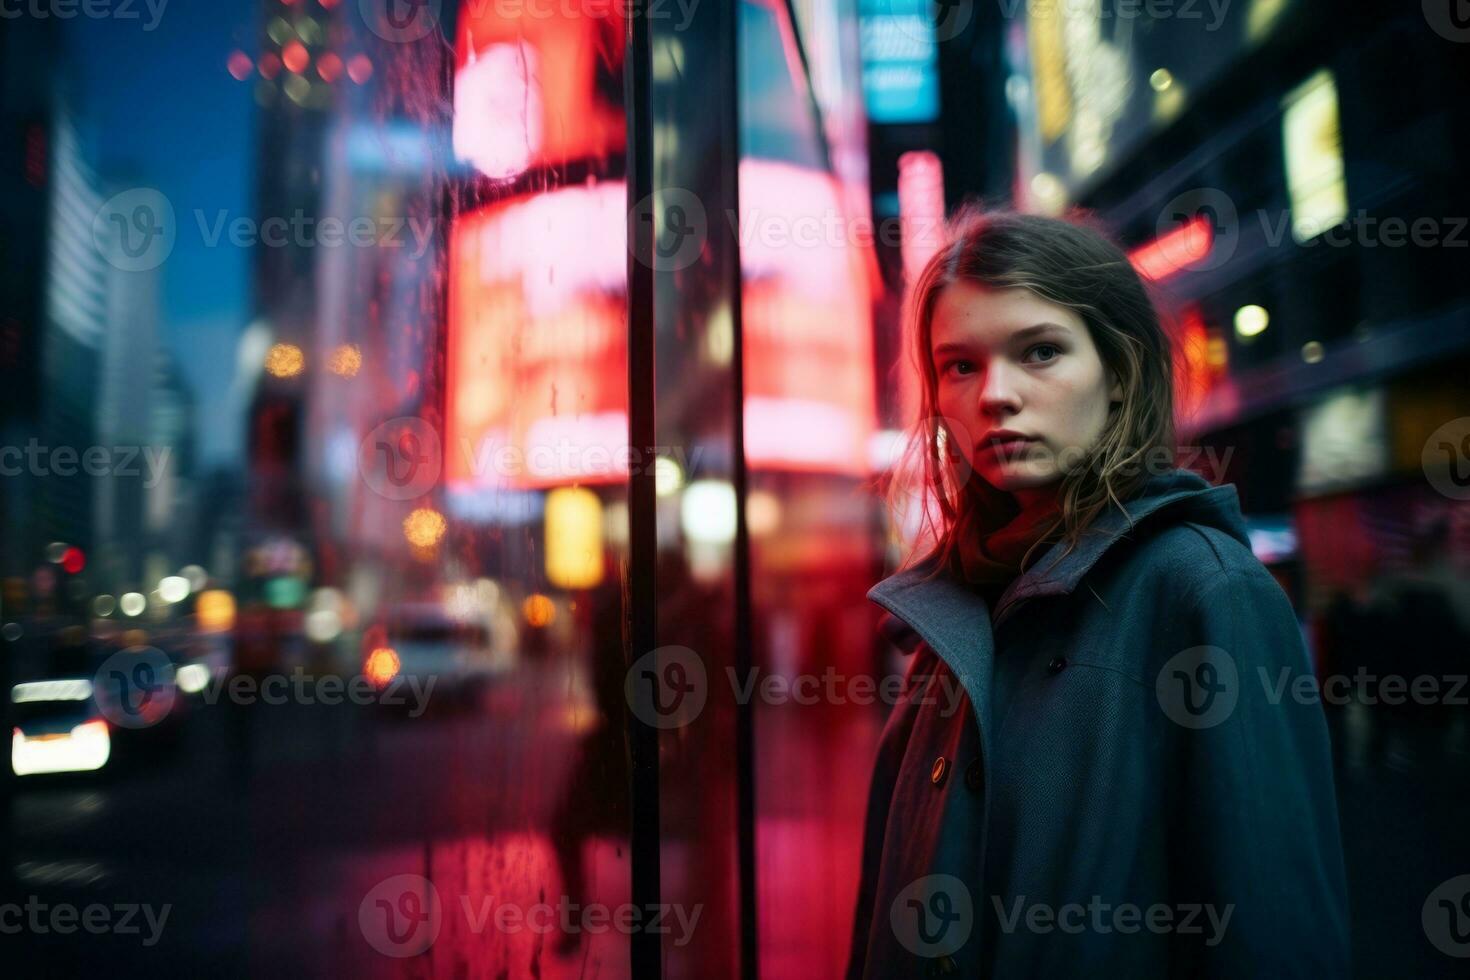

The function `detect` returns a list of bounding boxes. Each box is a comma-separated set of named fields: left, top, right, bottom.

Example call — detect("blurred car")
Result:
left=365, top=602, right=514, bottom=714
left=10, top=678, right=111, bottom=777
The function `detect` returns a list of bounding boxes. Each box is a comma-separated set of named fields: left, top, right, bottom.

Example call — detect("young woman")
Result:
left=846, top=209, right=1349, bottom=978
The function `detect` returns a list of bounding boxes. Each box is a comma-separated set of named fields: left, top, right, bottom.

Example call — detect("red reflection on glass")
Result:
left=281, top=40, right=309, bottom=75
left=61, top=547, right=85, bottom=574
left=1130, top=215, right=1213, bottom=280
left=227, top=50, right=254, bottom=81
left=347, top=54, right=373, bottom=84
left=739, top=159, right=877, bottom=476
left=897, top=150, right=944, bottom=285
left=446, top=185, right=629, bottom=490
left=317, top=52, right=343, bottom=83
left=453, top=0, right=625, bottom=177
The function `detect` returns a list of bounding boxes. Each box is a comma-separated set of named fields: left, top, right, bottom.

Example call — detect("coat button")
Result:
left=1048, top=656, right=1067, bottom=674
left=930, top=756, right=948, bottom=786
left=965, top=759, right=983, bottom=793
left=924, top=954, right=958, bottom=975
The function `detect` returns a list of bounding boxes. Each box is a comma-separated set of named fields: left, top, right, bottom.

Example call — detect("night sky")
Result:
left=65, top=0, right=258, bottom=466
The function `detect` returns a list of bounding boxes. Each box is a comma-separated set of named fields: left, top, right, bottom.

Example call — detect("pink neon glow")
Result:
left=453, top=41, right=544, bottom=181
left=897, top=150, right=945, bottom=285
left=455, top=182, right=626, bottom=318
left=744, top=397, right=865, bottom=472
left=1130, top=216, right=1214, bottom=280
left=738, top=159, right=868, bottom=301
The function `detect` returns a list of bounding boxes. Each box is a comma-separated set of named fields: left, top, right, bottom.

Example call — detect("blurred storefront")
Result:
left=1009, top=0, right=1470, bottom=664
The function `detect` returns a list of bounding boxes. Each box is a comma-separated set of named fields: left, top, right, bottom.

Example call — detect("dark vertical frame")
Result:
left=624, top=3, right=661, bottom=978
left=723, top=0, right=758, bottom=975
left=723, top=0, right=759, bottom=974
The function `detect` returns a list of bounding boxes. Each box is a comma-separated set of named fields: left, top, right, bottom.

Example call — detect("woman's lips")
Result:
left=980, top=436, right=1038, bottom=454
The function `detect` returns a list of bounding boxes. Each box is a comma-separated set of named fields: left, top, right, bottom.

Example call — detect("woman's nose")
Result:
left=978, top=362, right=1021, bottom=416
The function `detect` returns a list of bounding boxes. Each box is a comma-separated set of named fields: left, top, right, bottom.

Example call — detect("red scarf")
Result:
left=952, top=486, right=1063, bottom=586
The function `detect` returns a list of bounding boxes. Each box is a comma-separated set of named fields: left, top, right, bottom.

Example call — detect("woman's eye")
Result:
left=946, top=360, right=977, bottom=376
left=1025, top=343, right=1062, bottom=363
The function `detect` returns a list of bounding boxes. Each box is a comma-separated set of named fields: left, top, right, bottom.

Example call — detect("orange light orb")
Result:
left=522, top=593, right=555, bottom=628
left=327, top=343, right=361, bottom=377
left=364, top=646, right=401, bottom=688
left=402, top=508, right=447, bottom=548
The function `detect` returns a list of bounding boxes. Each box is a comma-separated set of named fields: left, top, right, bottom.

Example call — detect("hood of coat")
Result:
left=870, top=468, right=1251, bottom=646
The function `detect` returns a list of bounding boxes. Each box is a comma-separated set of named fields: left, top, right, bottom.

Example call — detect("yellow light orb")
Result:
left=265, top=342, right=305, bottom=377
left=328, top=343, right=362, bottom=377
left=402, top=507, right=447, bottom=548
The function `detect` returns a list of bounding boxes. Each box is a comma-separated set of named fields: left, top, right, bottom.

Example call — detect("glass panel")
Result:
left=639, top=0, right=748, bottom=975
left=735, top=2, right=888, bottom=978
left=0, top=3, right=632, bottom=975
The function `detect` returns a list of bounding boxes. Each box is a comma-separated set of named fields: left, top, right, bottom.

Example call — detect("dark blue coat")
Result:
left=847, top=470, right=1350, bottom=978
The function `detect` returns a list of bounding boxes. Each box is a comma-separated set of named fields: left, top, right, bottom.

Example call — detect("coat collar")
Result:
left=866, top=472, right=1243, bottom=742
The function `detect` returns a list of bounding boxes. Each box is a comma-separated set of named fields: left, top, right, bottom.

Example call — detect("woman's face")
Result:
left=930, top=281, right=1121, bottom=496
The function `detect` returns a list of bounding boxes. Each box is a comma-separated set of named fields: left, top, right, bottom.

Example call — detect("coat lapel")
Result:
left=867, top=560, right=998, bottom=756
left=866, top=473, right=1245, bottom=742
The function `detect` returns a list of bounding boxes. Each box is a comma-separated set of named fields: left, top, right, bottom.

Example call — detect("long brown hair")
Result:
left=887, top=205, right=1177, bottom=576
